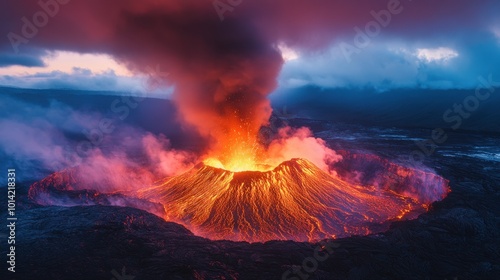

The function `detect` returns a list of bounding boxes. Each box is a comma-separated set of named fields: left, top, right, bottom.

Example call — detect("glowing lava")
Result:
left=202, top=126, right=269, bottom=172
left=139, top=158, right=427, bottom=242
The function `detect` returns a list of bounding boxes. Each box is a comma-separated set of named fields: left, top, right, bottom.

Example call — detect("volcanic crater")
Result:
left=29, top=156, right=449, bottom=243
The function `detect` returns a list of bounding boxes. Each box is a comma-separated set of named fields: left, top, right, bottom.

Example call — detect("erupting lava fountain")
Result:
left=30, top=142, right=449, bottom=243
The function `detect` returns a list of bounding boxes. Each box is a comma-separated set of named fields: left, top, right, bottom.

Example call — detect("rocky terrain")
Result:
left=1, top=121, right=499, bottom=280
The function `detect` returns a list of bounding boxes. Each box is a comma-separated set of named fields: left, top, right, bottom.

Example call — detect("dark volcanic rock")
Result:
left=2, top=123, right=500, bottom=280
left=28, top=169, right=167, bottom=218
left=1, top=200, right=499, bottom=280
left=0, top=205, right=315, bottom=280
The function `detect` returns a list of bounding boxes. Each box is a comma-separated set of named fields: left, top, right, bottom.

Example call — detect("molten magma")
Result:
left=202, top=129, right=270, bottom=172
left=29, top=155, right=449, bottom=242
left=202, top=126, right=342, bottom=172
left=139, top=158, right=427, bottom=242
left=170, top=48, right=282, bottom=173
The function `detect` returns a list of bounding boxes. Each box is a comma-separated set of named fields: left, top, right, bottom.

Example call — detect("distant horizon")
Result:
left=1, top=2, right=499, bottom=279
left=2, top=1, right=500, bottom=94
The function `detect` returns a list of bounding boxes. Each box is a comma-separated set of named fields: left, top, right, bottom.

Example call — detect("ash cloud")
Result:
left=1, top=0, right=498, bottom=189
left=2, top=0, right=498, bottom=167
left=3, top=0, right=497, bottom=77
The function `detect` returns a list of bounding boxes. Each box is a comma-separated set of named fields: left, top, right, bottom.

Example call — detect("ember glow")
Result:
left=138, top=158, right=432, bottom=242
left=5, top=0, right=462, bottom=243
left=29, top=152, right=449, bottom=242
left=202, top=126, right=342, bottom=172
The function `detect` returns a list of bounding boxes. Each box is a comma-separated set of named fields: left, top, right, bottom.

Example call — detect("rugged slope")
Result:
left=139, top=158, right=430, bottom=242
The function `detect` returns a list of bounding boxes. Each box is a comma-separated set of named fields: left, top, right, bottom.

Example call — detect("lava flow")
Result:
left=29, top=151, right=449, bottom=242
left=137, top=158, right=436, bottom=242
left=21, top=0, right=450, bottom=243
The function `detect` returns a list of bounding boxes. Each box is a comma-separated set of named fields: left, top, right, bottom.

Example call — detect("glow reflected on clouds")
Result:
left=277, top=42, right=486, bottom=91
left=493, top=26, right=500, bottom=42
left=0, top=51, right=131, bottom=76
left=277, top=43, right=300, bottom=62
left=415, top=47, right=459, bottom=63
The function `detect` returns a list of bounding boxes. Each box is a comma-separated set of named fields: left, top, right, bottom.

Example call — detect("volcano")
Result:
left=28, top=154, right=448, bottom=243
left=139, top=158, right=425, bottom=242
